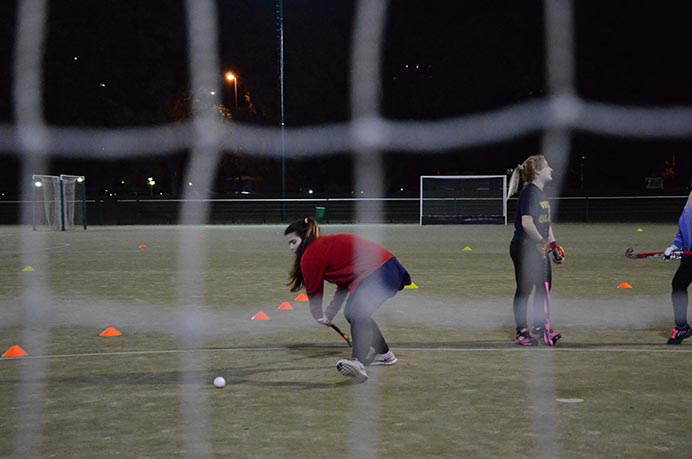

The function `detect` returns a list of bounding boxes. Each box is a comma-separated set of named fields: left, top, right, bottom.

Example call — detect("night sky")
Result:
left=1, top=0, right=691, bottom=197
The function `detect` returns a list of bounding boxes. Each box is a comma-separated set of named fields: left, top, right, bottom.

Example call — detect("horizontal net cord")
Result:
left=2, top=98, right=692, bottom=159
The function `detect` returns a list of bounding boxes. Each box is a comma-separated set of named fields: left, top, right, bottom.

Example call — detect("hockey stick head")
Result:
left=330, top=324, right=352, bottom=347
left=625, top=248, right=690, bottom=260
left=625, top=247, right=664, bottom=259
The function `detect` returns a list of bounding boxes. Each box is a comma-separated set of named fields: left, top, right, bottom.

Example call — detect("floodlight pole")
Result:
left=277, top=0, right=287, bottom=221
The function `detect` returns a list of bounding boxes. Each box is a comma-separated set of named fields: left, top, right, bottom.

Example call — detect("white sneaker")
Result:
left=336, top=359, right=368, bottom=383
left=369, top=350, right=398, bottom=366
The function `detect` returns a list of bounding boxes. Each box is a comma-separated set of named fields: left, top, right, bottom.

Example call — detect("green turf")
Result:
left=1, top=223, right=692, bottom=458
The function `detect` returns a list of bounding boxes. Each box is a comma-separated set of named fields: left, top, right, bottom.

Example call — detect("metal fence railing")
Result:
left=0, top=195, right=688, bottom=225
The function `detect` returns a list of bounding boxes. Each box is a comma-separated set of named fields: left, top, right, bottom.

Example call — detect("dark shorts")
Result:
left=344, top=258, right=411, bottom=318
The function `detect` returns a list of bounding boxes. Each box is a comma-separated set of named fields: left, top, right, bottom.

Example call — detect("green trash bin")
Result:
left=315, top=206, right=326, bottom=223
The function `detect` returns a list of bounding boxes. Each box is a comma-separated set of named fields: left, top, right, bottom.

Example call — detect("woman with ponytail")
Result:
left=284, top=217, right=411, bottom=383
left=508, top=155, right=565, bottom=346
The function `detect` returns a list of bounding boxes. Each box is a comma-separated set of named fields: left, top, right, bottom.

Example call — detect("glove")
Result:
left=316, top=313, right=332, bottom=326
left=664, top=244, right=680, bottom=260
left=547, top=241, right=565, bottom=264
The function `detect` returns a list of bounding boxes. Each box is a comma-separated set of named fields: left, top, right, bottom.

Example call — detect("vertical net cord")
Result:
left=528, top=1, right=577, bottom=457
left=178, top=1, right=223, bottom=457
left=351, top=0, right=389, bottom=235
left=349, top=1, right=390, bottom=458
left=351, top=0, right=389, bottom=230
left=13, top=1, right=50, bottom=457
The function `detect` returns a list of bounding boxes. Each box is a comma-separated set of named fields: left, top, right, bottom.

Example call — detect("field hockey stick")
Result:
left=625, top=247, right=692, bottom=260
left=542, top=249, right=560, bottom=345
left=330, top=323, right=352, bottom=347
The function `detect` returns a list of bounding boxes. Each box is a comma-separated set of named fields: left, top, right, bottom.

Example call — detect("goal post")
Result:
left=32, top=174, right=87, bottom=231
left=60, top=174, right=87, bottom=230
left=419, top=175, right=507, bottom=225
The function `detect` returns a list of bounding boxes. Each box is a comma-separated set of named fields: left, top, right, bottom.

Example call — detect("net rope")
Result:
left=5, top=0, right=692, bottom=457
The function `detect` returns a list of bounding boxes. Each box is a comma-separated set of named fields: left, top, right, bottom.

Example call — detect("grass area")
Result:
left=1, top=223, right=692, bottom=458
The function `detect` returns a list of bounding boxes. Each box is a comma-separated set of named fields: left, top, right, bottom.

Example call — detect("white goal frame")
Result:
left=419, top=175, right=508, bottom=225
left=32, top=174, right=87, bottom=231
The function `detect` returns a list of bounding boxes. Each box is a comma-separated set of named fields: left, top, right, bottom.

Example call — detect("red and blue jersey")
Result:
left=300, top=234, right=394, bottom=297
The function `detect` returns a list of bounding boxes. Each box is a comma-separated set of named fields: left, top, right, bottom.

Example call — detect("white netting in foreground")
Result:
left=4, top=0, right=692, bottom=457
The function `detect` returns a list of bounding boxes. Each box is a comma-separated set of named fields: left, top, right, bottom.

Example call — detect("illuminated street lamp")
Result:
left=224, top=71, right=238, bottom=108
left=147, top=177, right=156, bottom=196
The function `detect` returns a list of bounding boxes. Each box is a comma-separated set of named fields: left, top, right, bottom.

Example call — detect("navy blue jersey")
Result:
left=512, top=183, right=551, bottom=242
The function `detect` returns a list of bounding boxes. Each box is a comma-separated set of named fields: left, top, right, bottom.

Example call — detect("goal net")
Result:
left=32, top=174, right=86, bottom=231
left=5, top=1, right=692, bottom=458
left=420, top=175, right=507, bottom=225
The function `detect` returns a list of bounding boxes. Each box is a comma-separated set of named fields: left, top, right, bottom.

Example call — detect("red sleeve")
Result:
left=300, top=249, right=325, bottom=319
left=300, top=252, right=325, bottom=297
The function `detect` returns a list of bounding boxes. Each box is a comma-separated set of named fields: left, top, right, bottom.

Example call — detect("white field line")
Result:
left=3, top=345, right=692, bottom=362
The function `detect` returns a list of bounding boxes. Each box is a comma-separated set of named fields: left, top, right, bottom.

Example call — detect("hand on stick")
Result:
left=547, top=241, right=565, bottom=264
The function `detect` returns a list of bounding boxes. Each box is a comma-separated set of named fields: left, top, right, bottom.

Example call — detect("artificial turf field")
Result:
left=1, top=223, right=692, bottom=458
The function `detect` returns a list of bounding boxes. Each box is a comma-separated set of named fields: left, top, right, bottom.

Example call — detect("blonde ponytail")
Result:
left=507, top=165, right=522, bottom=199
left=507, top=155, right=547, bottom=198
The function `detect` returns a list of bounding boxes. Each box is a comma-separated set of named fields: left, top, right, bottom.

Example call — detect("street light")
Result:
left=224, top=71, right=238, bottom=108
left=147, top=177, right=156, bottom=196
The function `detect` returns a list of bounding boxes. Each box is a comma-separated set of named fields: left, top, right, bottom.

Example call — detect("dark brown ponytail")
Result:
left=284, top=217, right=320, bottom=292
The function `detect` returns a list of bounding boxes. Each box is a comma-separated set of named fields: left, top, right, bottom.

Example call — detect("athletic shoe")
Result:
left=515, top=328, right=538, bottom=346
left=531, top=326, right=561, bottom=346
left=667, top=325, right=692, bottom=345
left=336, top=359, right=368, bottom=383
left=369, top=350, right=398, bottom=366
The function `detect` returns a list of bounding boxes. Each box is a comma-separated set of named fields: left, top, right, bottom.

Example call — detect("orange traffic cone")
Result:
left=2, top=345, right=28, bottom=358
left=99, top=327, right=123, bottom=337
left=277, top=302, right=294, bottom=310
left=252, top=311, right=271, bottom=321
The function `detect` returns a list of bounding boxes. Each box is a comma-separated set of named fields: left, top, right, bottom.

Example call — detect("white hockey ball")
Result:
left=213, top=376, right=226, bottom=388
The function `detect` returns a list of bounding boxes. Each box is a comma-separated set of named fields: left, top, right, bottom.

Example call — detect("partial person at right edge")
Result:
left=507, top=155, right=565, bottom=346
left=664, top=191, right=692, bottom=345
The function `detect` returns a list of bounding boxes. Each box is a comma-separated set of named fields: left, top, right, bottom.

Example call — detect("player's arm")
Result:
left=521, top=215, right=544, bottom=242
left=324, top=285, right=349, bottom=321
left=308, top=294, right=324, bottom=321
left=301, top=257, right=327, bottom=321
left=521, top=215, right=547, bottom=251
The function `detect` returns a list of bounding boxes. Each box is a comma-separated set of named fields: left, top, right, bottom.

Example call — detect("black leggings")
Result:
left=343, top=258, right=410, bottom=362
left=672, top=257, right=692, bottom=328
left=510, top=240, right=552, bottom=330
